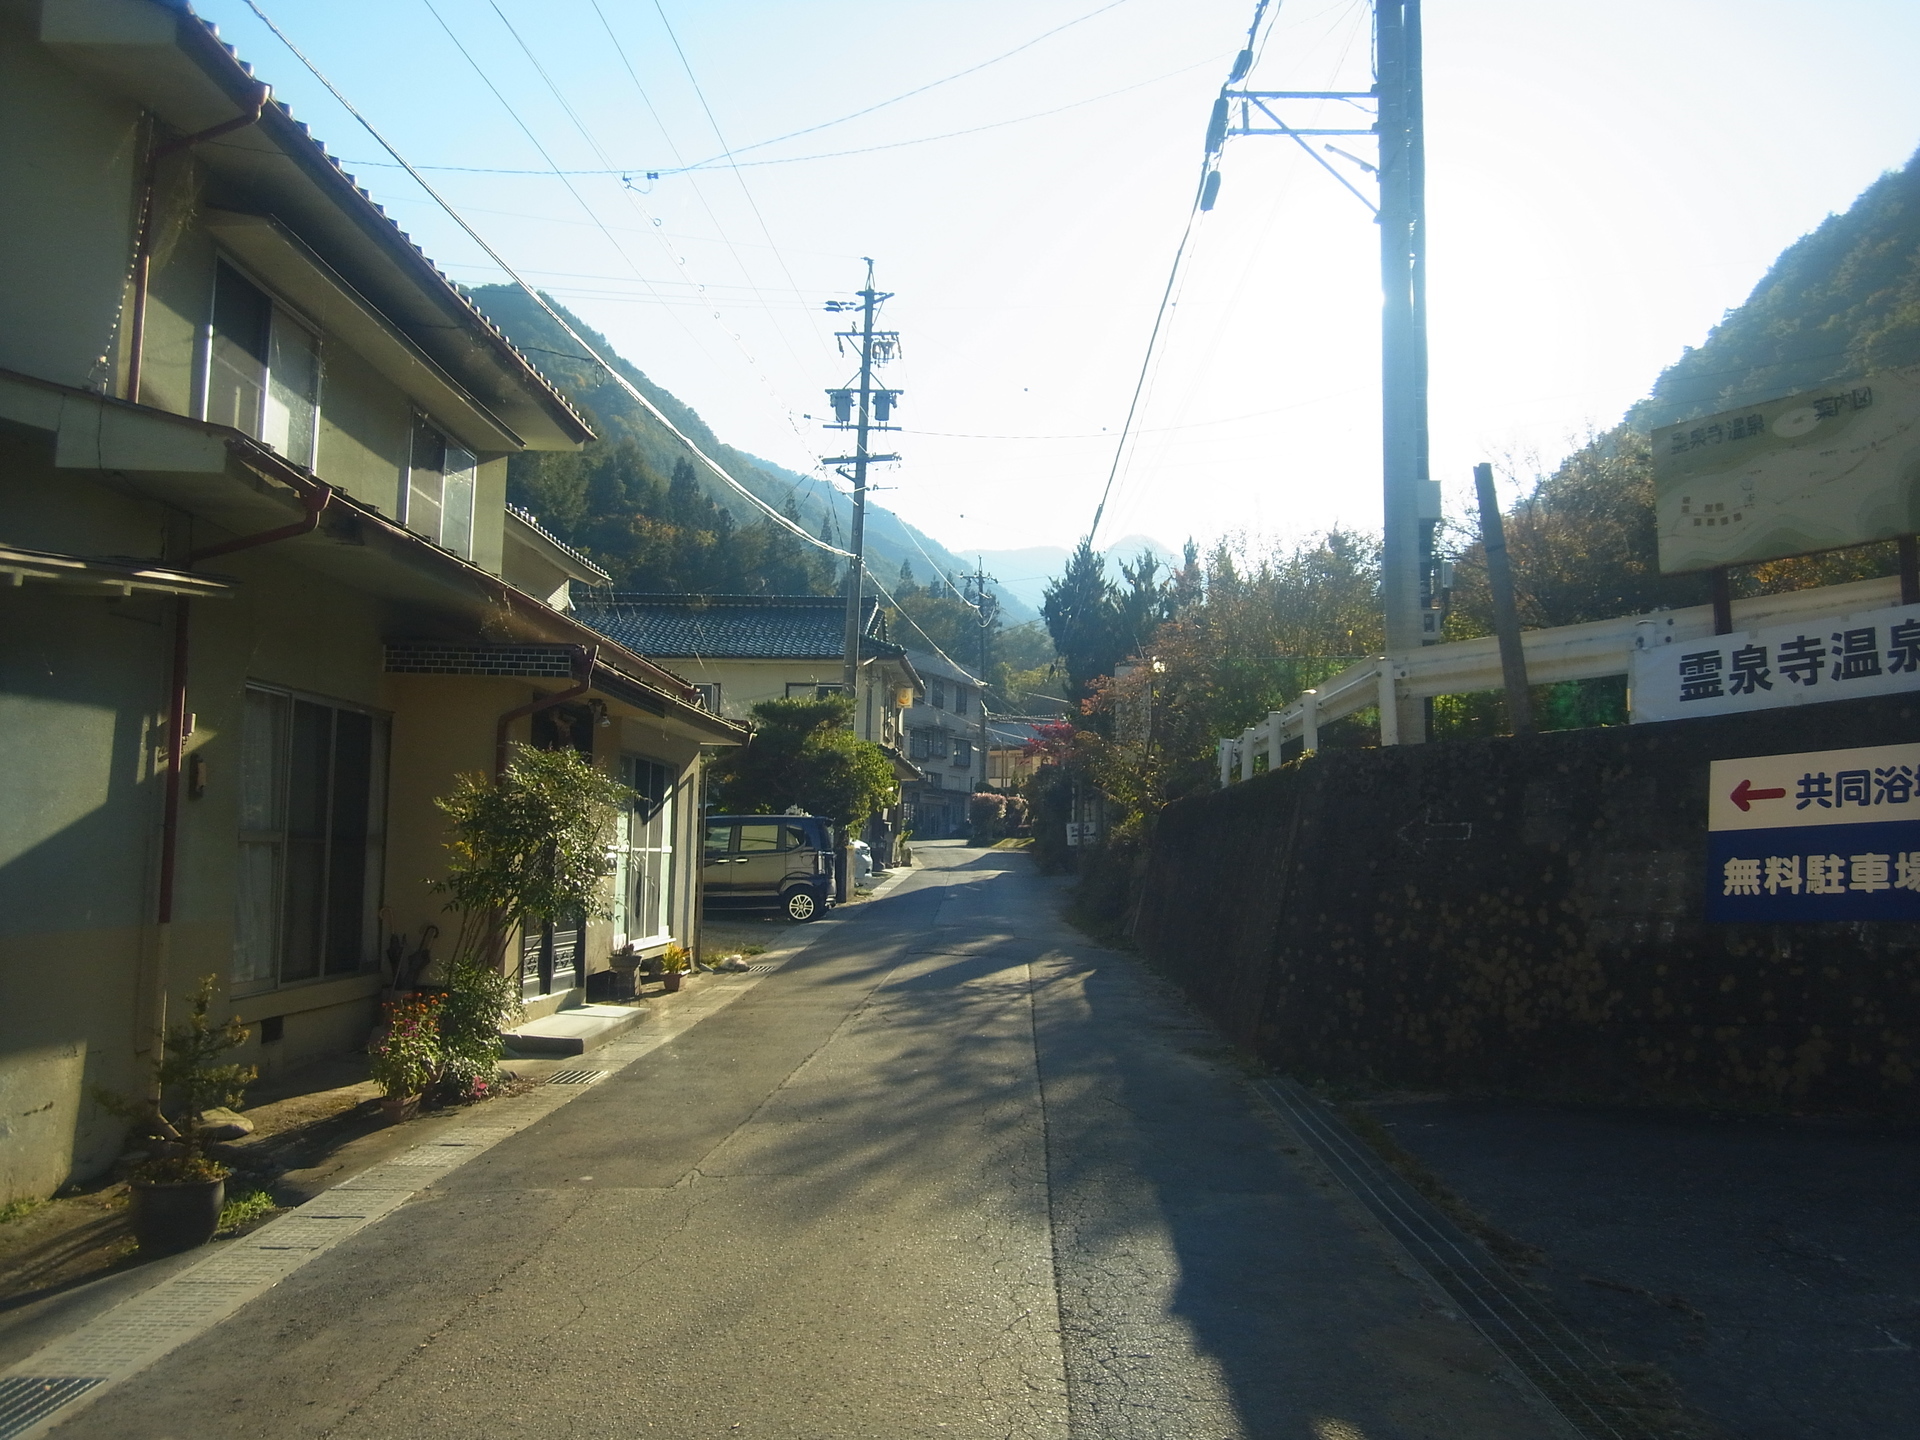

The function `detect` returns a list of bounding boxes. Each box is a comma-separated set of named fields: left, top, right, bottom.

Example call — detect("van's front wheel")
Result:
left=783, top=888, right=820, bottom=922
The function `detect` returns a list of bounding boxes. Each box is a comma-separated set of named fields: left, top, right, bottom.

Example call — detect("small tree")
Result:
left=708, top=693, right=898, bottom=827
left=432, top=744, right=631, bottom=1090
left=97, top=975, right=255, bottom=1183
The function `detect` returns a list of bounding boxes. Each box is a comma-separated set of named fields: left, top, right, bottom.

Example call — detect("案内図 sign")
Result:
left=1631, top=602, right=1920, bottom=722
left=1652, top=364, right=1920, bottom=573
left=1707, top=742, right=1920, bottom=922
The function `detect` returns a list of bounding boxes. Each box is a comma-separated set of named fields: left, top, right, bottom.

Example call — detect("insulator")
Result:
left=1200, top=169, right=1222, bottom=212
left=1228, top=48, right=1252, bottom=83
left=1205, top=97, right=1228, bottom=155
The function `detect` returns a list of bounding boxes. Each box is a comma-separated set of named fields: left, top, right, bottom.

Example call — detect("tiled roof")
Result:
left=574, top=594, right=891, bottom=661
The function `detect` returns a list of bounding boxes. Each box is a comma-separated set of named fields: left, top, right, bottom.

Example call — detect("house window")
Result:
left=927, top=771, right=943, bottom=789
left=612, top=756, right=675, bottom=947
left=785, top=682, right=845, bottom=701
left=692, top=683, right=721, bottom=713
left=909, top=729, right=930, bottom=761
left=232, top=686, right=388, bottom=994
left=206, top=261, right=321, bottom=468
left=930, top=678, right=946, bottom=710
left=930, top=729, right=950, bottom=759
left=953, top=686, right=968, bottom=716
left=953, top=739, right=973, bottom=767
left=403, top=417, right=477, bottom=560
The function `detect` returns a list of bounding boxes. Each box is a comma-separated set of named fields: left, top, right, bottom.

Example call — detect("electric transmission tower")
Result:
left=820, top=260, right=901, bottom=705
left=1201, top=0, right=1439, bottom=742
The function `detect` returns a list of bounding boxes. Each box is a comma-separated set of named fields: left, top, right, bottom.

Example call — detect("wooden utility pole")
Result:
left=1474, top=462, right=1532, bottom=734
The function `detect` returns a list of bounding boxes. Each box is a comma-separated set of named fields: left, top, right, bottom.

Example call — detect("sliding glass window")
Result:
left=233, top=686, right=389, bottom=994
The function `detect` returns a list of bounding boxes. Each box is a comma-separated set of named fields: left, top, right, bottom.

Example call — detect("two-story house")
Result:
left=899, top=650, right=986, bottom=838
left=571, top=593, right=923, bottom=747
left=0, top=0, right=745, bottom=1204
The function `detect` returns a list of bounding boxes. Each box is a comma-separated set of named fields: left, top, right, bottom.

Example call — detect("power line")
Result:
left=336, top=51, right=1229, bottom=176
left=239, top=0, right=850, bottom=558
left=1084, top=0, right=1282, bottom=548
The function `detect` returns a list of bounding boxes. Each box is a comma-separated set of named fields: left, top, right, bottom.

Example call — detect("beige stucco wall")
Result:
left=664, top=656, right=910, bottom=745
left=0, top=26, right=140, bottom=392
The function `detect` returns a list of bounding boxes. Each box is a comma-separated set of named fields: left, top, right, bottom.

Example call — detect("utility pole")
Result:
left=961, top=559, right=999, bottom=794
left=822, top=260, right=901, bottom=706
left=1205, top=0, right=1441, bottom=742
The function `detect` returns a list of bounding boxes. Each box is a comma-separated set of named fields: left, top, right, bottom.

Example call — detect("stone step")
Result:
left=500, top=1003, right=647, bottom=1058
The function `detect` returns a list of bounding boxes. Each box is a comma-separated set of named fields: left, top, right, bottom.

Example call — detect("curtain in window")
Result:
left=440, top=447, right=476, bottom=558
left=232, top=686, right=389, bottom=993
left=207, top=262, right=270, bottom=435
left=263, top=315, right=321, bottom=467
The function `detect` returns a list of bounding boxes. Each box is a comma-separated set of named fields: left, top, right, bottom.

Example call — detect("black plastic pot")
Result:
left=130, top=1176, right=225, bottom=1254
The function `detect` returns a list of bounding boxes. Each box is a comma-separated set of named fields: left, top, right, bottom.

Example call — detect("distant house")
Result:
left=984, top=716, right=1061, bottom=790
left=572, top=593, right=923, bottom=747
left=0, top=1, right=745, bottom=1205
left=572, top=593, right=925, bottom=864
left=899, top=650, right=988, bottom=839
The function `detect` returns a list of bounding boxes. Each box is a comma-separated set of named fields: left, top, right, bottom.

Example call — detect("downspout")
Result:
left=145, top=468, right=328, bottom=1080
left=495, top=645, right=598, bottom=776
left=155, top=479, right=331, bottom=928
left=126, top=84, right=271, bottom=402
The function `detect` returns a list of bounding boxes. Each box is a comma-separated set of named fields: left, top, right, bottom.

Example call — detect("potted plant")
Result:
left=658, top=943, right=691, bottom=993
left=369, top=993, right=442, bottom=1123
left=98, top=975, right=256, bottom=1255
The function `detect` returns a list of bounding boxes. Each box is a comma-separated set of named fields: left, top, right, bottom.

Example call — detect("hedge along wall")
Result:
left=1134, top=690, right=1920, bottom=1114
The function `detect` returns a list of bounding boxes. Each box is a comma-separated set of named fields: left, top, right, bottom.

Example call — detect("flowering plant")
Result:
left=369, top=994, right=443, bottom=1099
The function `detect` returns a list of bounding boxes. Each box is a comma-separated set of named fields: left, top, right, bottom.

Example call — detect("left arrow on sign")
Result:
left=1730, top=778, right=1788, bottom=812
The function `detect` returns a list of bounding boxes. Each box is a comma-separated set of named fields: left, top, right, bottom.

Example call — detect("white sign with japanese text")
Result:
left=1631, top=602, right=1920, bottom=723
left=1707, top=742, right=1920, bottom=922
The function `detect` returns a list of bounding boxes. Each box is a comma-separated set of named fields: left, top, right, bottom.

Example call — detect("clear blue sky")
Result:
left=195, top=0, right=1920, bottom=564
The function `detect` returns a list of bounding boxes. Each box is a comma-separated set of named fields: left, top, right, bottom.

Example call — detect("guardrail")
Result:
left=1217, top=574, right=1904, bottom=783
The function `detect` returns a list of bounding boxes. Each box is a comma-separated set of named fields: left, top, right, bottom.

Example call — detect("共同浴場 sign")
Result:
left=1707, top=742, right=1920, bottom=922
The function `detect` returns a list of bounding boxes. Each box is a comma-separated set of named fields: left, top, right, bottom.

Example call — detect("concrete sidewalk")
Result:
left=40, top=845, right=1567, bottom=1439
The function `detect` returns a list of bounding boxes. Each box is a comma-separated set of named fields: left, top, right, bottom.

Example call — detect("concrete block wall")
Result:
left=1135, top=691, right=1920, bottom=1114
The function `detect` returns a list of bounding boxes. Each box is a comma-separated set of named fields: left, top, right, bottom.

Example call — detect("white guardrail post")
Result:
left=1268, top=711, right=1284, bottom=771
left=1376, top=660, right=1400, bottom=746
left=1218, top=738, right=1233, bottom=787
left=1301, top=688, right=1319, bottom=753
left=1239, top=728, right=1256, bottom=782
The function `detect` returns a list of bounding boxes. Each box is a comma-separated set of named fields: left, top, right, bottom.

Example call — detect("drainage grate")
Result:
left=1257, top=1077, right=1666, bottom=1440
left=545, top=1069, right=608, bottom=1086
left=0, top=1376, right=105, bottom=1439
left=745, top=962, right=778, bottom=975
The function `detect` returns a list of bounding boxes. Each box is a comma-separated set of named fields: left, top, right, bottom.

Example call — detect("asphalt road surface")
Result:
left=53, top=844, right=1568, bottom=1440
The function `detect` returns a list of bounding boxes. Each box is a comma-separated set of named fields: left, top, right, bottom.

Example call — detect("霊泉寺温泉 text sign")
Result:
left=1631, top=602, right=1920, bottom=723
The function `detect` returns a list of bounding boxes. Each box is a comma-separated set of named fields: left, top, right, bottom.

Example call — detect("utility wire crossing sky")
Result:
left=198, top=0, right=1920, bottom=560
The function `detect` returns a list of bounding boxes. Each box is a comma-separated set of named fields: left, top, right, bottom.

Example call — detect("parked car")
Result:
left=703, top=814, right=836, bottom=922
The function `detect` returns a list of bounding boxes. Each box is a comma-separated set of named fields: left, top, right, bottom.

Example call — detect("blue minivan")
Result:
left=703, top=814, right=836, bottom=921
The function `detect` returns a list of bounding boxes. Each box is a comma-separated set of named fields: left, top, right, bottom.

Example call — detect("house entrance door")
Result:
left=519, top=919, right=584, bottom=999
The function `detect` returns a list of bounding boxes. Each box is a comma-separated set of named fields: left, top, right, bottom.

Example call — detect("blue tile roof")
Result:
left=574, top=594, right=893, bottom=661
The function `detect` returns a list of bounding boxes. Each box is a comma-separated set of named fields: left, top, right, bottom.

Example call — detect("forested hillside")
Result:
left=468, top=285, right=1032, bottom=616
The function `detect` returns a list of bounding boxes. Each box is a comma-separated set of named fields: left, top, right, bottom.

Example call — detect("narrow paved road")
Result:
left=58, top=844, right=1566, bottom=1439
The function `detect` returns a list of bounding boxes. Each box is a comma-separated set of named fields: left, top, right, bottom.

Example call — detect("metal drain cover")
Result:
left=545, top=1069, right=608, bottom=1086
left=746, top=962, right=777, bottom=974
left=0, top=1377, right=105, bottom=1439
